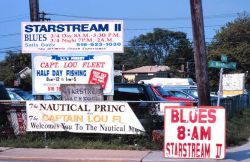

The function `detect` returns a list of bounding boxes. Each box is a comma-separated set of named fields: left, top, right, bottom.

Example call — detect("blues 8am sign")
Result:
left=162, top=105, right=226, bottom=159
left=32, top=53, right=114, bottom=95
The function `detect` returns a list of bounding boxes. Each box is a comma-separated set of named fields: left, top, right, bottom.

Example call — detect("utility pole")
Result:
left=40, top=11, right=51, bottom=21
left=121, top=65, right=125, bottom=83
left=186, top=61, right=189, bottom=78
left=29, top=0, right=40, bottom=21
left=29, top=0, right=44, bottom=100
left=190, top=0, right=211, bottom=106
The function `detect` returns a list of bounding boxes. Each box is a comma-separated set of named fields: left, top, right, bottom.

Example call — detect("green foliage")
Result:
left=0, top=51, right=31, bottom=89
left=0, top=132, right=161, bottom=150
left=226, top=107, right=250, bottom=146
left=115, top=28, right=194, bottom=75
left=208, top=13, right=250, bottom=89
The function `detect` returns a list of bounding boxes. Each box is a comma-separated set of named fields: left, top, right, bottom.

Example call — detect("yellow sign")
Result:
left=223, top=90, right=243, bottom=96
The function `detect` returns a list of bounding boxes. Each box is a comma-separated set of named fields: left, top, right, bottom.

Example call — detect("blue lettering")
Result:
left=40, top=25, right=48, bottom=32
left=66, top=70, right=86, bottom=76
left=36, top=70, right=49, bottom=76
left=48, top=25, right=56, bottom=32
left=52, top=70, right=63, bottom=76
left=97, top=24, right=109, bottom=31
left=24, top=25, right=33, bottom=32
left=24, top=24, right=110, bottom=33
left=57, top=24, right=64, bottom=32
left=72, top=24, right=80, bottom=32
left=33, top=25, right=40, bottom=32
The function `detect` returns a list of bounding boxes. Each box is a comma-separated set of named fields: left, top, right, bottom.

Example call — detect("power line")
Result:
left=46, top=11, right=248, bottom=21
left=0, top=46, right=21, bottom=50
left=125, top=25, right=223, bottom=31
left=0, top=15, right=28, bottom=24
left=0, top=33, right=20, bottom=38
left=0, top=50, right=21, bottom=54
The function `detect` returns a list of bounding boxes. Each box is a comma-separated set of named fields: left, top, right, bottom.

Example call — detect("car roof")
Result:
left=0, top=84, right=11, bottom=100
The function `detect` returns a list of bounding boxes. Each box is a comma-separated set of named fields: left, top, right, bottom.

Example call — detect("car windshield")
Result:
left=182, top=89, right=198, bottom=98
left=10, top=89, right=34, bottom=100
left=114, top=86, right=148, bottom=101
left=170, top=91, right=189, bottom=98
left=154, top=86, right=173, bottom=97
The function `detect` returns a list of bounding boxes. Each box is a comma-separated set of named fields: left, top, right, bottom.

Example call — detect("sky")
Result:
left=0, top=0, right=249, bottom=61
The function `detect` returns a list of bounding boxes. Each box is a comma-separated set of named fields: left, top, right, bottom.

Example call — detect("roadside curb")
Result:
left=0, top=148, right=150, bottom=162
left=0, top=147, right=12, bottom=152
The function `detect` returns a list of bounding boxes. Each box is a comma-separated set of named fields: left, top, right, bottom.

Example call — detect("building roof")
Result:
left=123, top=65, right=170, bottom=74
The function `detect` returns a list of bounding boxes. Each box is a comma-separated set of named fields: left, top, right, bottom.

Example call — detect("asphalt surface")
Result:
left=0, top=140, right=250, bottom=162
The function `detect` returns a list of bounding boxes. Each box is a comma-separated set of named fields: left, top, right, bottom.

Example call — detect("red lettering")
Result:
left=166, top=143, right=170, bottom=155
left=208, top=109, right=216, bottom=123
left=199, top=109, right=207, bottom=123
left=171, top=108, right=217, bottom=124
left=64, top=62, right=77, bottom=68
left=200, top=126, right=211, bottom=140
left=191, top=126, right=199, bottom=140
left=40, top=62, right=58, bottom=68
left=171, top=109, right=179, bottom=123
left=180, top=109, right=187, bottom=123
left=183, top=143, right=187, bottom=157
left=189, top=111, right=198, bottom=123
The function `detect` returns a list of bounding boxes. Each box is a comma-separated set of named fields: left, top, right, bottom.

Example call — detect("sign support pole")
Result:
left=44, top=131, right=48, bottom=148
left=217, top=68, right=223, bottom=106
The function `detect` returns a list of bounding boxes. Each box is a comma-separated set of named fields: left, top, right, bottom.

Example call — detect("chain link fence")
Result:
left=1, top=95, right=250, bottom=137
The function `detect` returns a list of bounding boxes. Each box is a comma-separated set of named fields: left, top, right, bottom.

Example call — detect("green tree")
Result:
left=208, top=13, right=250, bottom=89
left=0, top=51, right=31, bottom=90
left=115, top=28, right=194, bottom=78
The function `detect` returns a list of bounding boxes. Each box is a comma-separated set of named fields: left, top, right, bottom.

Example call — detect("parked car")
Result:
left=168, top=89, right=197, bottom=100
left=0, top=83, right=11, bottom=101
left=0, top=82, right=13, bottom=136
left=113, top=83, right=165, bottom=130
left=7, top=88, right=34, bottom=101
left=181, top=89, right=199, bottom=99
left=151, top=86, right=196, bottom=106
left=7, top=88, right=60, bottom=101
left=180, top=88, right=218, bottom=101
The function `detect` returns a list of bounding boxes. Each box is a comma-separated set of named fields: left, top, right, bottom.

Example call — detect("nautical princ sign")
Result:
left=26, top=101, right=145, bottom=134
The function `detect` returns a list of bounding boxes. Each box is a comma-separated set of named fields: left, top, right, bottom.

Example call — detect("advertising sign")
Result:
left=163, top=105, right=226, bottom=159
left=32, top=53, right=114, bottom=95
left=21, top=20, right=124, bottom=53
left=222, top=73, right=245, bottom=96
left=26, top=101, right=145, bottom=134
left=61, top=84, right=104, bottom=101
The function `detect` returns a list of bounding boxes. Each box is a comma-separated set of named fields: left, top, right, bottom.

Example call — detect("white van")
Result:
left=138, top=78, right=196, bottom=87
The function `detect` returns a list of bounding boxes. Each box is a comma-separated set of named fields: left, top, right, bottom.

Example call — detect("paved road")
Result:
left=0, top=140, right=250, bottom=162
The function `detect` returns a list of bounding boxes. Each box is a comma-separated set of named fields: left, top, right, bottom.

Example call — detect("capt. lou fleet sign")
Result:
left=21, top=20, right=123, bottom=53
left=163, top=105, right=225, bottom=159
left=32, top=53, right=113, bottom=95
left=26, top=101, right=145, bottom=134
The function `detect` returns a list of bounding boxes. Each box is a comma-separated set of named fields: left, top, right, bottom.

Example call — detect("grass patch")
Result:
left=0, top=132, right=162, bottom=150
left=226, top=107, right=250, bottom=146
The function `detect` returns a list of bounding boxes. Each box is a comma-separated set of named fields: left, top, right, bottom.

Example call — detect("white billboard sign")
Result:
left=22, top=20, right=123, bottom=53
left=26, top=101, right=145, bottom=134
left=163, top=105, right=226, bottom=159
left=223, top=73, right=245, bottom=91
left=32, top=53, right=113, bottom=95
left=222, top=73, right=245, bottom=96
